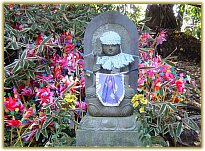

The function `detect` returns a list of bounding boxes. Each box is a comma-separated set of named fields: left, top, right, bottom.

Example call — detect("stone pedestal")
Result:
left=76, top=115, right=142, bottom=147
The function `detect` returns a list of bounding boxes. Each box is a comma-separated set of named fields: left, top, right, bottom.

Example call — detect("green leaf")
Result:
left=185, top=84, right=195, bottom=89
left=46, top=43, right=60, bottom=48
left=4, top=61, right=17, bottom=70
left=164, top=47, right=177, bottom=60
left=55, top=101, right=62, bottom=110
left=42, top=117, right=53, bottom=129
left=184, top=119, right=199, bottom=131
left=28, top=60, right=36, bottom=66
left=159, top=88, right=164, bottom=97
left=151, top=102, right=166, bottom=105
left=60, top=4, right=66, bottom=11
left=45, top=65, right=51, bottom=75
left=43, top=103, right=52, bottom=109
left=189, top=119, right=200, bottom=131
left=44, top=22, right=49, bottom=30
left=48, top=22, right=54, bottom=30
left=154, top=128, right=160, bottom=135
left=161, top=80, right=172, bottom=88
left=76, top=64, right=80, bottom=77
left=21, top=131, right=33, bottom=138
left=184, top=112, right=188, bottom=119
left=19, top=73, right=26, bottom=79
left=168, top=125, right=174, bottom=137
left=12, top=42, right=19, bottom=49
left=62, top=81, right=75, bottom=97
left=23, top=61, right=29, bottom=69
left=164, top=106, right=169, bottom=116
left=5, top=24, right=18, bottom=35
left=31, top=23, right=37, bottom=31
left=41, top=129, right=48, bottom=138
left=29, top=70, right=35, bottom=80
left=139, top=66, right=155, bottom=70
left=21, top=50, right=27, bottom=61
left=35, top=129, right=41, bottom=141
left=19, top=28, right=31, bottom=34
left=26, top=10, right=35, bottom=23
left=163, top=59, right=175, bottom=67
left=176, top=122, right=183, bottom=137
left=54, top=122, right=60, bottom=130
left=37, top=34, right=53, bottom=53
left=12, top=61, right=20, bottom=73
left=157, top=117, right=162, bottom=131
left=167, top=103, right=178, bottom=112
left=60, top=124, right=67, bottom=129
left=25, top=70, right=30, bottom=78
left=159, top=104, right=166, bottom=115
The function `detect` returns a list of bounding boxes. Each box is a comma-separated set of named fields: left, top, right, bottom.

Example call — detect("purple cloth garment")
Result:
left=96, top=73, right=125, bottom=106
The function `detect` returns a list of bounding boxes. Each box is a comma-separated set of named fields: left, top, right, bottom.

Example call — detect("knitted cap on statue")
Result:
left=97, top=31, right=134, bottom=70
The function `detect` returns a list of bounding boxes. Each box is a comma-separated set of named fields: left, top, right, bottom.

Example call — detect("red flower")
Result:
left=140, top=33, right=151, bottom=39
left=4, top=96, right=24, bottom=111
left=154, top=79, right=161, bottom=91
left=6, top=120, right=22, bottom=127
left=65, top=43, right=75, bottom=54
left=35, top=33, right=44, bottom=45
left=37, top=88, right=54, bottom=106
left=8, top=4, right=14, bottom=10
left=175, top=80, right=185, bottom=92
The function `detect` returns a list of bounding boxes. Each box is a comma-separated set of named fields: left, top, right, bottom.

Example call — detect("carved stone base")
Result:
left=76, top=115, right=142, bottom=146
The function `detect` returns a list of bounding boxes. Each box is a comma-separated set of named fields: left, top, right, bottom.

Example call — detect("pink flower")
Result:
left=57, top=57, right=68, bottom=68
left=36, top=74, right=53, bottom=80
left=21, top=87, right=34, bottom=96
left=51, top=55, right=68, bottom=69
left=163, top=71, right=174, bottom=81
left=175, top=80, right=185, bottom=92
left=37, top=88, right=54, bottom=106
left=80, top=77, right=85, bottom=88
left=27, top=49, right=36, bottom=57
left=156, top=30, right=167, bottom=45
left=81, top=102, right=87, bottom=110
left=65, top=43, right=75, bottom=54
left=76, top=101, right=87, bottom=110
left=23, top=107, right=35, bottom=119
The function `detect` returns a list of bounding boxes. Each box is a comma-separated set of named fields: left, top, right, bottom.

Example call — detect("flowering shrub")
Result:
left=132, top=29, right=201, bottom=146
left=4, top=31, right=86, bottom=147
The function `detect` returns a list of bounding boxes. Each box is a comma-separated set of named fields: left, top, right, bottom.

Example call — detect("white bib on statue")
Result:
left=96, top=53, right=134, bottom=70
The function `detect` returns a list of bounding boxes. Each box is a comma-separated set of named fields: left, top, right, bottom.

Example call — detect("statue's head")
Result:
left=100, top=31, right=121, bottom=56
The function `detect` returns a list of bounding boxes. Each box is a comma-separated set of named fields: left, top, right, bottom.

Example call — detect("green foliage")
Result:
left=137, top=101, right=200, bottom=147
left=134, top=22, right=201, bottom=147
left=177, top=4, right=201, bottom=40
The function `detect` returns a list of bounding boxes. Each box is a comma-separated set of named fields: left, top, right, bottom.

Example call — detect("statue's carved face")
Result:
left=102, top=44, right=120, bottom=56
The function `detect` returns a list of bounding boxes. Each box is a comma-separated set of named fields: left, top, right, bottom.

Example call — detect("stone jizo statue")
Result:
left=76, top=11, right=141, bottom=147
left=86, top=31, right=136, bottom=117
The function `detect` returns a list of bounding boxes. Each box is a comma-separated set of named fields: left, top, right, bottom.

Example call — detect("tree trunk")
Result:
left=145, top=4, right=178, bottom=31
